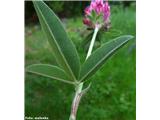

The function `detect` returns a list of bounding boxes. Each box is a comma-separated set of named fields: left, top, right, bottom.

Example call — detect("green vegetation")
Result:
left=25, top=4, right=135, bottom=120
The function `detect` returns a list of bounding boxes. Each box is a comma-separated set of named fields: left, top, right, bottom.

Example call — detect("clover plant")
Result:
left=26, top=1, right=134, bottom=120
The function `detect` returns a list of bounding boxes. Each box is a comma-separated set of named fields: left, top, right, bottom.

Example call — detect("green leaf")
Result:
left=79, top=35, right=134, bottom=82
left=33, top=1, right=80, bottom=81
left=26, top=64, right=75, bottom=85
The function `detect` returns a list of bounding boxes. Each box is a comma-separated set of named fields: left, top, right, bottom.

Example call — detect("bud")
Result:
left=83, top=18, right=91, bottom=26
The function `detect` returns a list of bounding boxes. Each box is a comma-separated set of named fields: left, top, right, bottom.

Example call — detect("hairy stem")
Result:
left=69, top=82, right=83, bottom=120
left=69, top=27, right=99, bottom=120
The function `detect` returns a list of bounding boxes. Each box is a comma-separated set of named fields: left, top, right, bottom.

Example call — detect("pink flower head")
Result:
left=83, top=0, right=111, bottom=29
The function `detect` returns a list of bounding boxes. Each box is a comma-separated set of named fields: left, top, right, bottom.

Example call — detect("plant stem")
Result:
left=69, top=82, right=83, bottom=120
left=86, top=26, right=99, bottom=59
left=69, top=27, right=99, bottom=120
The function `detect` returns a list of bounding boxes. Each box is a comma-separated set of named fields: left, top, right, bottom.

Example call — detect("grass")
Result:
left=25, top=4, right=136, bottom=120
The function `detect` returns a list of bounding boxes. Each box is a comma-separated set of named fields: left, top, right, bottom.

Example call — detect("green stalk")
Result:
left=69, top=27, right=99, bottom=120
left=86, top=26, right=99, bottom=59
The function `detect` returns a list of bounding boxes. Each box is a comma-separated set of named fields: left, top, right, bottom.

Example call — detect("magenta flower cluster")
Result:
left=83, top=0, right=110, bottom=29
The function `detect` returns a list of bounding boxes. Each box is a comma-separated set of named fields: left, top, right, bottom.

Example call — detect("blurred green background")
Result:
left=25, top=1, right=136, bottom=120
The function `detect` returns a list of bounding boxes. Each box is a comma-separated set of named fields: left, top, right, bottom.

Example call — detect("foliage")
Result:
left=25, top=1, right=136, bottom=120
left=27, top=1, right=133, bottom=85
